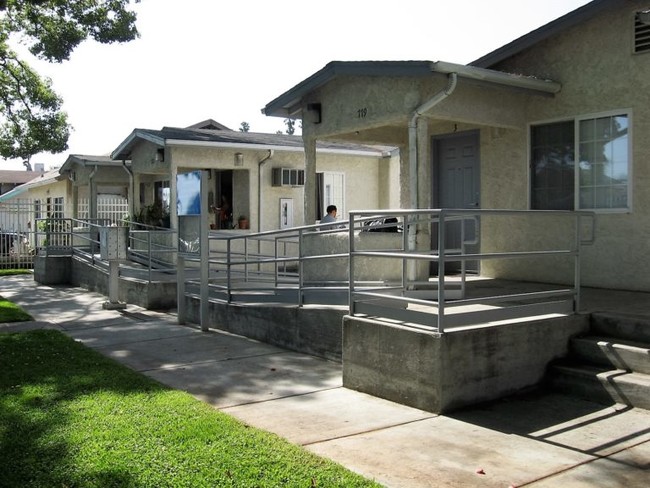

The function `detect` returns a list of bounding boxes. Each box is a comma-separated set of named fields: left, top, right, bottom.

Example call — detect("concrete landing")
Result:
left=1, top=274, right=649, bottom=487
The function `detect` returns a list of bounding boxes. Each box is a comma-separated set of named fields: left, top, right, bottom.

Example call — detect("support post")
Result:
left=177, top=254, right=186, bottom=324
left=303, top=136, right=317, bottom=225
left=103, top=259, right=126, bottom=310
left=200, top=169, right=210, bottom=331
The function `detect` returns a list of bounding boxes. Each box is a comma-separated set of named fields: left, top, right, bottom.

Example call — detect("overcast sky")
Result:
left=4, top=0, right=592, bottom=171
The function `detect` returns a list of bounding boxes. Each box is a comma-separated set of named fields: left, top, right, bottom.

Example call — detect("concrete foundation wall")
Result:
left=68, top=256, right=177, bottom=310
left=342, top=314, right=590, bottom=413
left=34, top=255, right=71, bottom=285
left=183, top=295, right=346, bottom=361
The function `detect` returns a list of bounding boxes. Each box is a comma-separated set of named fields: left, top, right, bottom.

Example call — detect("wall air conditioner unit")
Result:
left=272, top=168, right=305, bottom=187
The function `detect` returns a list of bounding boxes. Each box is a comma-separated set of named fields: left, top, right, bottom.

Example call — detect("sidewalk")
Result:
left=1, top=274, right=649, bottom=487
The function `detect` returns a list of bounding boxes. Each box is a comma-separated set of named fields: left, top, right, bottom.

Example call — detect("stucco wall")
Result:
left=26, top=179, right=72, bottom=218
left=302, top=231, right=404, bottom=282
left=290, top=4, right=650, bottom=292
left=476, top=2, right=650, bottom=291
left=73, top=165, right=130, bottom=187
left=167, top=145, right=386, bottom=231
left=378, top=151, right=401, bottom=209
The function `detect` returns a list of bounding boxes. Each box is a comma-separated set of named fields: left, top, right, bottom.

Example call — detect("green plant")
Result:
left=132, top=201, right=170, bottom=228
left=36, top=218, right=70, bottom=248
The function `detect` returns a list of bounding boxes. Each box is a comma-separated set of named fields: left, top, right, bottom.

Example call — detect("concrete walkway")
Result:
left=1, top=274, right=649, bottom=487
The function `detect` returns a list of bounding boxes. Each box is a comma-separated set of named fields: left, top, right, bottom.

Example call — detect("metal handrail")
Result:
left=349, top=209, right=595, bottom=332
left=175, top=208, right=595, bottom=332
left=38, top=217, right=179, bottom=283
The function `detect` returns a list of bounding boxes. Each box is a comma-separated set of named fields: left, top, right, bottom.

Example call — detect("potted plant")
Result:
left=237, top=215, right=249, bottom=229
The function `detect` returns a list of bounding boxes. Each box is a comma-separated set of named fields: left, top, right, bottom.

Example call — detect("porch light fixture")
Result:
left=234, top=152, right=244, bottom=166
left=638, top=9, right=650, bottom=24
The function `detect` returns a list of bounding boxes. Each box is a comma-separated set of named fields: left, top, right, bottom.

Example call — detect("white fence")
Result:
left=77, top=197, right=128, bottom=224
left=0, top=196, right=129, bottom=269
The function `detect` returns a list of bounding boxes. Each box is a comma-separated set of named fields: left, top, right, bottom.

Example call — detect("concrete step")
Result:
left=590, top=312, right=650, bottom=343
left=570, top=336, right=650, bottom=374
left=548, top=362, right=650, bottom=409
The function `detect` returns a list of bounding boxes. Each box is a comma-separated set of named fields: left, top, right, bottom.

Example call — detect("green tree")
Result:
left=239, top=121, right=250, bottom=132
left=0, top=0, right=140, bottom=163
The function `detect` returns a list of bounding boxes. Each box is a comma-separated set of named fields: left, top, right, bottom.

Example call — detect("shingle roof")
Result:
left=0, top=170, right=44, bottom=185
left=59, top=154, right=128, bottom=173
left=0, top=168, right=63, bottom=202
left=112, top=126, right=392, bottom=160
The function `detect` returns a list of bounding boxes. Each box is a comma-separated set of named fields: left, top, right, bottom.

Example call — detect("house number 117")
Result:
left=357, top=108, right=367, bottom=118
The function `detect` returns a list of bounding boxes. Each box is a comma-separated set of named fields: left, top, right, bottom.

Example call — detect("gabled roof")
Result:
left=262, top=60, right=561, bottom=119
left=0, top=169, right=44, bottom=185
left=0, top=168, right=63, bottom=202
left=470, top=0, right=616, bottom=68
left=60, top=154, right=129, bottom=173
left=111, top=126, right=391, bottom=160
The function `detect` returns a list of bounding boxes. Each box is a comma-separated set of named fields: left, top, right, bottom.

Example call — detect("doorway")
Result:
left=432, top=130, right=480, bottom=273
left=215, top=170, right=233, bottom=229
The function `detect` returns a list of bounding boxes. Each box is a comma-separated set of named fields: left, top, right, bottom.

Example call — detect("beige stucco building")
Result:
left=263, top=0, right=650, bottom=292
left=56, top=155, right=130, bottom=223
left=111, top=124, right=398, bottom=243
left=0, top=155, right=130, bottom=231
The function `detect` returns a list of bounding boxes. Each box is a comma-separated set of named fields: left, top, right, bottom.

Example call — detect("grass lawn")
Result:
left=0, top=330, right=381, bottom=488
left=0, top=269, right=32, bottom=276
left=0, top=271, right=34, bottom=323
left=0, top=295, right=33, bottom=323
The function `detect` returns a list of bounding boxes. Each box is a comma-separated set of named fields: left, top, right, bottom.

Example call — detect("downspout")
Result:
left=88, top=164, right=99, bottom=253
left=407, top=71, right=457, bottom=251
left=89, top=164, right=98, bottom=222
left=121, top=160, right=134, bottom=223
left=67, top=171, right=78, bottom=219
left=257, top=150, right=274, bottom=232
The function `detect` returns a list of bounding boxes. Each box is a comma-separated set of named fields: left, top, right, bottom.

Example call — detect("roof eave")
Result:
left=263, top=59, right=560, bottom=119
left=262, top=60, right=435, bottom=118
left=111, top=130, right=165, bottom=160
left=0, top=186, right=27, bottom=202
left=433, top=61, right=561, bottom=94
left=166, top=139, right=385, bottom=157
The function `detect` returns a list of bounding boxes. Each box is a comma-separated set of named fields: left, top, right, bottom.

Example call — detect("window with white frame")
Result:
left=53, top=197, right=64, bottom=218
left=530, top=111, right=630, bottom=211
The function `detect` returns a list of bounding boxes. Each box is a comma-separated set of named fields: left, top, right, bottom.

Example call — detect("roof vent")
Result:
left=634, top=10, right=650, bottom=53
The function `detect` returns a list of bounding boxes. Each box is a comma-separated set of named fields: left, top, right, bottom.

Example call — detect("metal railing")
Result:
left=349, top=209, right=595, bottom=332
left=179, top=224, right=321, bottom=307
left=34, top=217, right=178, bottom=284
left=125, top=221, right=178, bottom=281
left=178, top=208, right=595, bottom=332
